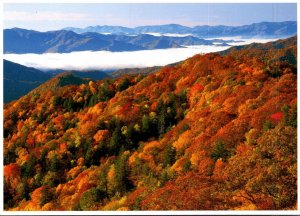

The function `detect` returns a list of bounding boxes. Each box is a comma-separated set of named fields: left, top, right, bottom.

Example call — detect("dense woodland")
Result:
left=3, top=36, right=297, bottom=210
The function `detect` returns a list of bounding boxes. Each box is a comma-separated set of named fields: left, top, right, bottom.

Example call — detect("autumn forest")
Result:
left=3, top=35, right=297, bottom=210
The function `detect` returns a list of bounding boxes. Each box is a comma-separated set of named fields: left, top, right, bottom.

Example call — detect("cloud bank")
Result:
left=144, top=33, right=194, bottom=37
left=3, top=38, right=278, bottom=71
left=4, top=46, right=230, bottom=71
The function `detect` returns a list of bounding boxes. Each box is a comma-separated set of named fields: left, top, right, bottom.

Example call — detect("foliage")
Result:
left=3, top=36, right=297, bottom=210
left=79, top=187, right=105, bottom=210
left=210, top=141, right=230, bottom=161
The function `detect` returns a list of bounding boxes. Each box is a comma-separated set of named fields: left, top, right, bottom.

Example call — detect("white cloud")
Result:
left=207, top=37, right=280, bottom=46
left=226, top=38, right=279, bottom=46
left=4, top=46, right=230, bottom=71
left=144, top=33, right=194, bottom=37
left=4, top=11, right=92, bottom=22
left=3, top=38, right=279, bottom=71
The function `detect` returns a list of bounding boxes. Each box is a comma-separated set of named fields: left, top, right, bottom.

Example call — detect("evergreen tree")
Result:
left=158, top=106, right=166, bottom=136
left=97, top=119, right=106, bottom=130
left=289, top=105, right=297, bottom=127
left=182, top=159, right=191, bottom=172
left=282, top=104, right=297, bottom=127
left=142, top=115, right=150, bottom=135
left=210, top=141, right=230, bottom=161
left=33, top=172, right=43, bottom=188
left=37, top=112, right=44, bottom=124
left=84, top=144, right=93, bottom=167
left=49, top=154, right=60, bottom=172
left=114, top=154, right=132, bottom=195
left=63, top=98, right=75, bottom=112
left=52, top=96, right=62, bottom=107
left=108, top=116, right=118, bottom=131
left=88, top=94, right=97, bottom=107
left=47, top=122, right=56, bottom=134
left=98, top=171, right=108, bottom=197
left=39, top=187, right=53, bottom=206
left=163, top=144, right=176, bottom=168
left=16, top=181, right=30, bottom=200
left=23, top=154, right=36, bottom=178
left=40, top=148, right=48, bottom=172
left=117, top=78, right=131, bottom=91
left=263, top=120, right=275, bottom=132
left=79, top=187, right=104, bottom=210
left=160, top=169, right=169, bottom=186
left=109, top=126, right=122, bottom=155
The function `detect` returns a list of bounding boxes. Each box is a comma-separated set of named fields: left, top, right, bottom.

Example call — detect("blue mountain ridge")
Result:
left=63, top=21, right=296, bottom=37
left=4, top=21, right=296, bottom=54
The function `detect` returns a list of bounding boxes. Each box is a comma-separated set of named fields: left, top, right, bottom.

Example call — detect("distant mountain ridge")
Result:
left=4, top=28, right=143, bottom=54
left=4, top=21, right=296, bottom=54
left=4, top=28, right=223, bottom=54
left=63, top=21, right=297, bottom=37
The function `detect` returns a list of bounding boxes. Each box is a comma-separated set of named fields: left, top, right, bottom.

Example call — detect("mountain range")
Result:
left=4, top=28, right=225, bottom=54
left=63, top=21, right=297, bottom=37
left=4, top=21, right=296, bottom=54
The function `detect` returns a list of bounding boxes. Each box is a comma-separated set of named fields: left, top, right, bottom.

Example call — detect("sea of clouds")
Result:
left=3, top=38, right=279, bottom=71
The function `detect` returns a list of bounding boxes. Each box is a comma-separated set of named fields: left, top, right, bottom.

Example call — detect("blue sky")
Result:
left=3, top=3, right=297, bottom=31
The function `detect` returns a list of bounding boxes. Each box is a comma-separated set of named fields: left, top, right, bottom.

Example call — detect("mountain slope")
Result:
left=3, top=60, right=52, bottom=103
left=219, top=36, right=297, bottom=64
left=112, top=66, right=162, bottom=78
left=4, top=36, right=297, bottom=210
left=30, top=73, right=90, bottom=93
left=3, top=60, right=111, bottom=103
left=68, top=71, right=111, bottom=80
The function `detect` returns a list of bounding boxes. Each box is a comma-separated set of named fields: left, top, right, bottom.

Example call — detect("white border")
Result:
left=1, top=0, right=299, bottom=215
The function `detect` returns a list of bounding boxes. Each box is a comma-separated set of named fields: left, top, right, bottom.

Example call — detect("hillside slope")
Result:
left=4, top=36, right=297, bottom=210
left=3, top=60, right=52, bottom=103
left=112, top=66, right=162, bottom=78
left=3, top=60, right=111, bottom=103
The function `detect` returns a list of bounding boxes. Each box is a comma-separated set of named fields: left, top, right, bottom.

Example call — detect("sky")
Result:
left=3, top=3, right=297, bottom=31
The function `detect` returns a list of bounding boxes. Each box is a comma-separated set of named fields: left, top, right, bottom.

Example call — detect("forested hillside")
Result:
left=4, top=60, right=111, bottom=103
left=4, top=36, right=297, bottom=210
